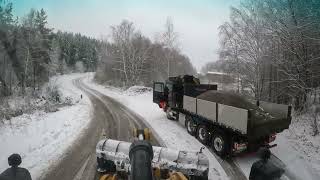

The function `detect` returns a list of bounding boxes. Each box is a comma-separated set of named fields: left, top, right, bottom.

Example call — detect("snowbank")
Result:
left=0, top=74, right=92, bottom=179
left=273, top=113, right=320, bottom=179
left=86, top=73, right=320, bottom=180
left=83, top=74, right=228, bottom=180
left=234, top=113, right=320, bottom=180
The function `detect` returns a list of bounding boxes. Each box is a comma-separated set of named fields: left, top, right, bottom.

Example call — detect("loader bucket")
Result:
left=96, top=139, right=209, bottom=178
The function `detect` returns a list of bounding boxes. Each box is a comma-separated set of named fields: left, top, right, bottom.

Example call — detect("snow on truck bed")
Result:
left=0, top=74, right=92, bottom=179
left=83, top=75, right=228, bottom=180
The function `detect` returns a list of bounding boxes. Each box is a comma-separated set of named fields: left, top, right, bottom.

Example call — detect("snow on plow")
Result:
left=96, top=138, right=209, bottom=179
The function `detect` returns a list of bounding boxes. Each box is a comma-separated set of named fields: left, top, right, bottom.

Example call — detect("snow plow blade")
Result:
left=96, top=139, right=209, bottom=178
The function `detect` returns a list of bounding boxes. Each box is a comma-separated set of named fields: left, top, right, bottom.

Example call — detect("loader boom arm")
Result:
left=129, top=140, right=154, bottom=180
left=96, top=129, right=209, bottom=180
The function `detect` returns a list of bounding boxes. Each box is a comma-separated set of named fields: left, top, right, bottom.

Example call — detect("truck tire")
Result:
left=190, top=169, right=208, bottom=180
left=190, top=175, right=208, bottom=180
left=166, top=107, right=175, bottom=120
left=185, top=116, right=196, bottom=136
left=211, top=130, right=230, bottom=158
left=196, top=125, right=209, bottom=145
left=166, top=107, right=178, bottom=120
left=97, top=157, right=116, bottom=173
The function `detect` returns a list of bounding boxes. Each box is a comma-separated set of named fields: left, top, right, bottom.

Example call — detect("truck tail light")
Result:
left=159, top=101, right=167, bottom=110
left=233, top=142, right=247, bottom=152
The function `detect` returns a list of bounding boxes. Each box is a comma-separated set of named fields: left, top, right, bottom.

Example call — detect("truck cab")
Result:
left=153, top=75, right=217, bottom=119
left=153, top=82, right=165, bottom=106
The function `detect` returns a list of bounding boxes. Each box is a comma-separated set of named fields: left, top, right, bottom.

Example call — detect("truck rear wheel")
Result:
left=166, top=107, right=178, bottom=120
left=189, top=175, right=208, bottom=180
left=185, top=116, right=196, bottom=136
left=197, top=125, right=209, bottom=144
left=211, top=130, right=230, bottom=158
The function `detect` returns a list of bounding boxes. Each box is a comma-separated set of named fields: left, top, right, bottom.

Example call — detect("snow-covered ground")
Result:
left=280, top=113, right=320, bottom=173
left=235, top=134, right=319, bottom=180
left=234, top=113, right=320, bottom=180
left=3, top=72, right=317, bottom=180
left=84, top=73, right=320, bottom=180
left=83, top=74, right=228, bottom=180
left=0, top=74, right=92, bottom=179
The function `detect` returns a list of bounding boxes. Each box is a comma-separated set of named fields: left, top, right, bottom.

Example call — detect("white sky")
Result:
left=13, top=0, right=240, bottom=71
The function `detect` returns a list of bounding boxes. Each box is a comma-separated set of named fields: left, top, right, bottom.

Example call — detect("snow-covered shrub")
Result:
left=41, top=79, right=61, bottom=103
left=0, top=78, right=75, bottom=122
left=125, top=86, right=152, bottom=96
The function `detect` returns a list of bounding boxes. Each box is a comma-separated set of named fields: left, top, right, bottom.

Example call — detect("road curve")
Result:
left=41, top=77, right=259, bottom=180
left=78, top=77, right=247, bottom=180
left=42, top=78, right=159, bottom=180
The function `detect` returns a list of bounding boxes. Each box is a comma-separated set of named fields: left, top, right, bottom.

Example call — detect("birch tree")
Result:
left=161, top=17, right=178, bottom=77
left=218, top=0, right=320, bottom=110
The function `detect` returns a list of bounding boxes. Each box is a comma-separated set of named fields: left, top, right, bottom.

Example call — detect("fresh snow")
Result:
left=2, top=72, right=318, bottom=180
left=234, top=112, right=320, bottom=180
left=231, top=114, right=320, bottom=180
left=234, top=133, right=320, bottom=180
left=279, top=113, right=320, bottom=173
left=84, top=73, right=320, bottom=180
left=0, top=74, right=92, bottom=179
left=82, top=74, right=228, bottom=180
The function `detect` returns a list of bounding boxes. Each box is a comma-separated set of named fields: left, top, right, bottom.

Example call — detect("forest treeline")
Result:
left=203, top=0, right=320, bottom=111
left=0, top=1, right=100, bottom=97
left=94, top=19, right=196, bottom=87
left=0, top=1, right=195, bottom=98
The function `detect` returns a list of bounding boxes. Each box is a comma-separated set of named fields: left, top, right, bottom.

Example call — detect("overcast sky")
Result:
left=12, top=0, right=240, bottom=71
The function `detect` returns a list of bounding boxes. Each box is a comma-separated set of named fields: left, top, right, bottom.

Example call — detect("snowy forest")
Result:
left=0, top=1, right=320, bottom=179
left=0, top=2, right=100, bottom=97
left=94, top=19, right=196, bottom=87
left=0, top=0, right=195, bottom=98
left=203, top=0, right=320, bottom=113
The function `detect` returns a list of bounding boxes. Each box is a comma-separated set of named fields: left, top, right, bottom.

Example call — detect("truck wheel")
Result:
left=197, top=125, right=209, bottom=145
left=211, top=130, right=230, bottom=158
left=166, top=107, right=177, bottom=120
left=190, top=175, right=208, bottom=180
left=97, top=157, right=116, bottom=173
left=186, top=116, right=196, bottom=136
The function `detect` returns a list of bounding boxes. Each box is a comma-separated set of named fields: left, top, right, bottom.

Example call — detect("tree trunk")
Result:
left=9, top=66, right=12, bottom=95
left=0, top=75, right=9, bottom=96
left=268, top=63, right=273, bottom=102
left=24, top=48, right=30, bottom=92
left=313, top=106, right=319, bottom=136
left=33, top=62, right=36, bottom=91
left=0, top=29, right=25, bottom=90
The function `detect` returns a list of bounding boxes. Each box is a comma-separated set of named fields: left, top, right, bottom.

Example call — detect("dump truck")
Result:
left=153, top=75, right=292, bottom=157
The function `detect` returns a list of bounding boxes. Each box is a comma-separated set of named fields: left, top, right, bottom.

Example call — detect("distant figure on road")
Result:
left=249, top=148, right=284, bottom=180
left=55, top=94, right=60, bottom=103
left=81, top=94, right=83, bottom=99
left=0, top=154, right=32, bottom=180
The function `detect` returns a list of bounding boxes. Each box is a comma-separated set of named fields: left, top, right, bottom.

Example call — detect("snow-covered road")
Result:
left=0, top=74, right=92, bottom=179
left=82, top=74, right=229, bottom=180
left=83, top=73, right=320, bottom=180
left=44, top=76, right=161, bottom=180
left=1, top=73, right=319, bottom=180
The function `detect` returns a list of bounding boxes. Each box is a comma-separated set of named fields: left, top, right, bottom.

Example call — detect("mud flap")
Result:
left=266, top=144, right=277, bottom=149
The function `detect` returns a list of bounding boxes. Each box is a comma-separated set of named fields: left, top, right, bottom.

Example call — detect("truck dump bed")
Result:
left=250, top=100, right=292, bottom=140
left=185, top=90, right=291, bottom=139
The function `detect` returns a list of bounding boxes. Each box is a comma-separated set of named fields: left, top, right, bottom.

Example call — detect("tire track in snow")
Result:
left=43, top=77, right=160, bottom=180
